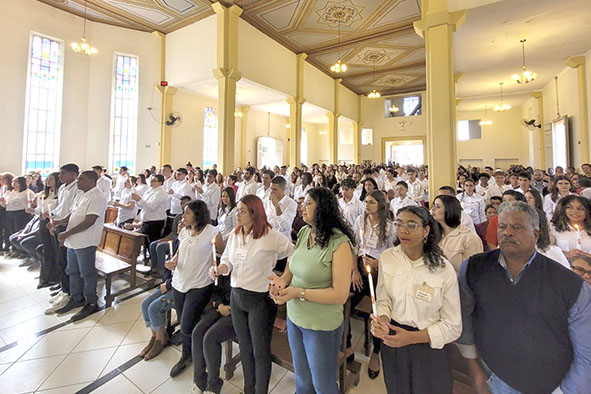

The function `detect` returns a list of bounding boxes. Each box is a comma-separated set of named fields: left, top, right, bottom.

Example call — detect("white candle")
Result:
left=366, top=264, right=378, bottom=317
left=212, top=237, right=218, bottom=286
left=41, top=195, right=45, bottom=215
left=574, top=224, right=583, bottom=250
left=47, top=204, right=53, bottom=225
left=168, top=240, right=174, bottom=255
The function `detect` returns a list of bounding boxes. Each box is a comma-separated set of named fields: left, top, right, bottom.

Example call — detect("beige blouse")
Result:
left=439, top=224, right=484, bottom=272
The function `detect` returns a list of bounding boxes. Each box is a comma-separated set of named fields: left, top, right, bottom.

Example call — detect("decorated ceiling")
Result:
left=38, top=0, right=426, bottom=95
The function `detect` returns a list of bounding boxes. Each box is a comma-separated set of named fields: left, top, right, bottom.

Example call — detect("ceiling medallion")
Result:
left=374, top=75, right=416, bottom=87
left=358, top=49, right=390, bottom=65
left=317, top=0, right=364, bottom=26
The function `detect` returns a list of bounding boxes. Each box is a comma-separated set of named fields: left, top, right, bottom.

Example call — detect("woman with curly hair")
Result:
left=371, top=205, right=461, bottom=394
left=550, top=195, right=591, bottom=257
left=269, top=187, right=354, bottom=394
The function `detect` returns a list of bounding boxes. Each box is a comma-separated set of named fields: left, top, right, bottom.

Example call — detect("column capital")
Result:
left=456, top=98, right=462, bottom=106
left=286, top=96, right=306, bottom=105
left=212, top=2, right=243, bottom=16
left=155, top=85, right=178, bottom=96
left=240, top=105, right=250, bottom=114
left=566, top=56, right=585, bottom=68
left=413, top=10, right=466, bottom=37
left=325, top=112, right=340, bottom=119
left=213, top=68, right=242, bottom=81
left=296, top=53, right=308, bottom=61
left=334, top=78, right=343, bottom=84
left=454, top=72, right=463, bottom=83
left=531, top=91, right=543, bottom=99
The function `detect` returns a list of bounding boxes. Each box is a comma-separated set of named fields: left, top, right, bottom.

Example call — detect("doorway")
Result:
left=382, top=137, right=426, bottom=166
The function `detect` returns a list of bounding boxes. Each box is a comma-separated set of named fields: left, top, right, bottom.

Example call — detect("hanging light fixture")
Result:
left=512, top=39, right=536, bottom=84
left=367, top=59, right=381, bottom=99
left=71, top=0, right=98, bottom=55
left=330, top=20, right=347, bottom=73
left=234, top=111, right=243, bottom=118
left=479, top=105, right=493, bottom=126
left=389, top=104, right=400, bottom=114
left=493, top=82, right=511, bottom=111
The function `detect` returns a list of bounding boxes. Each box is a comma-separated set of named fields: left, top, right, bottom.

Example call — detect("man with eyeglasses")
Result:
left=457, top=202, right=590, bottom=394
left=132, top=175, right=168, bottom=256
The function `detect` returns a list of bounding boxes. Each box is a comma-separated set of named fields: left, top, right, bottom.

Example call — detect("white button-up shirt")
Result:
left=113, top=175, right=127, bottom=200
left=551, top=224, right=591, bottom=254
left=216, top=206, right=238, bottom=242
left=172, top=225, right=219, bottom=293
left=354, top=216, right=396, bottom=258
left=52, top=181, right=83, bottom=221
left=256, top=185, right=272, bottom=201
left=457, top=193, right=486, bottom=225
left=264, top=195, right=297, bottom=240
left=376, top=245, right=462, bottom=349
left=338, top=196, right=365, bottom=228
left=390, top=196, right=418, bottom=218
left=220, top=228, right=295, bottom=293
left=64, top=187, right=107, bottom=249
left=170, top=180, right=195, bottom=215
left=293, top=184, right=313, bottom=202
left=5, top=190, right=34, bottom=211
left=116, top=188, right=138, bottom=225
left=138, top=186, right=168, bottom=222
left=407, top=179, right=425, bottom=203
left=163, top=176, right=174, bottom=210
left=197, top=181, right=221, bottom=221
left=236, top=179, right=260, bottom=201
left=97, top=176, right=112, bottom=200
left=484, top=183, right=504, bottom=203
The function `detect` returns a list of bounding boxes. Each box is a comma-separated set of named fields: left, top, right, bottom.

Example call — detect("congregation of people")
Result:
left=0, top=160, right=590, bottom=394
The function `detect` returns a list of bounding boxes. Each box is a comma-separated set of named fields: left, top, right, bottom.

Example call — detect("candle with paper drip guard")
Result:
left=41, top=195, right=45, bottom=215
left=47, top=203, right=53, bottom=225
left=168, top=240, right=174, bottom=259
left=211, top=237, right=218, bottom=286
left=574, top=224, right=583, bottom=250
left=365, top=264, right=378, bottom=317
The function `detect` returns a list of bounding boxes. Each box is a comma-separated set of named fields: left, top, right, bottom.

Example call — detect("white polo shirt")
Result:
left=64, top=187, right=107, bottom=249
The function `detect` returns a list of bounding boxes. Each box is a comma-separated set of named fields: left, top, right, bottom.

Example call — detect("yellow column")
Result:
left=286, top=53, right=307, bottom=169
left=327, top=78, right=342, bottom=164
left=157, top=86, right=177, bottom=166
left=532, top=92, right=545, bottom=168
left=353, top=95, right=362, bottom=164
left=212, top=3, right=243, bottom=175
left=414, top=0, right=465, bottom=194
left=566, top=56, right=590, bottom=164
left=239, top=106, right=250, bottom=168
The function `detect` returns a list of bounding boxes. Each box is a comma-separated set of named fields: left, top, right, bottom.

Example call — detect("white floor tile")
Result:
left=227, top=360, right=287, bottom=391
left=122, top=319, right=150, bottom=346
left=21, top=327, right=92, bottom=360
left=99, top=342, right=147, bottom=378
left=72, top=321, right=134, bottom=352
left=39, top=347, right=117, bottom=390
left=0, top=303, right=46, bottom=331
left=35, top=382, right=89, bottom=393
left=270, top=370, right=296, bottom=393
left=0, top=354, right=65, bottom=393
left=97, top=303, right=141, bottom=326
left=93, top=374, right=143, bottom=394
left=123, top=345, right=181, bottom=393
left=0, top=313, right=62, bottom=343
left=0, top=336, right=42, bottom=364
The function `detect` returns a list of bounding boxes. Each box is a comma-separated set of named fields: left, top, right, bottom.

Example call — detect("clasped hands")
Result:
left=371, top=314, right=416, bottom=348
left=268, top=274, right=296, bottom=305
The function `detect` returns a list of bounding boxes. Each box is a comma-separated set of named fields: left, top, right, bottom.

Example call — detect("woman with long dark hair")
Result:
left=213, top=195, right=294, bottom=394
left=352, top=189, right=396, bottom=378
left=163, top=200, right=222, bottom=377
left=550, top=195, right=591, bottom=257
left=3, top=176, right=34, bottom=238
left=0, top=172, right=14, bottom=253
left=216, top=187, right=237, bottom=242
left=524, top=188, right=543, bottom=211
left=372, top=206, right=461, bottom=394
left=543, top=175, right=573, bottom=220
left=135, top=174, right=149, bottom=196
left=269, top=187, right=354, bottom=394
left=360, top=177, right=378, bottom=201
left=533, top=207, right=569, bottom=268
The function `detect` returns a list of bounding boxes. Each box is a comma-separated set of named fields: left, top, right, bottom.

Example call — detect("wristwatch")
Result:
left=299, top=288, right=306, bottom=302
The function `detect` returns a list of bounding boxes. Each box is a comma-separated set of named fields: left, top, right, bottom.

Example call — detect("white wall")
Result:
left=0, top=0, right=160, bottom=174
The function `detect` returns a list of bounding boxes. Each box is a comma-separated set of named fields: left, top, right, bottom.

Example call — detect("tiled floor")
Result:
left=0, top=254, right=386, bottom=394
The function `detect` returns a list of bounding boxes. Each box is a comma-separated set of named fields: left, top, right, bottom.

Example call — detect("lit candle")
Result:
left=574, top=224, right=583, bottom=250
left=212, top=237, right=218, bottom=286
left=168, top=240, right=174, bottom=256
left=47, top=204, right=53, bottom=225
left=365, top=264, right=378, bottom=317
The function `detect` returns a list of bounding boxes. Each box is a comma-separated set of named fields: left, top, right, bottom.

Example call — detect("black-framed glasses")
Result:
left=572, top=266, right=591, bottom=277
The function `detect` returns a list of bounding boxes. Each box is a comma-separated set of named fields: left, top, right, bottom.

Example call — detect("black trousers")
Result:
left=192, top=309, right=235, bottom=394
left=52, top=225, right=70, bottom=293
left=38, top=219, right=59, bottom=285
left=6, top=210, right=32, bottom=236
left=381, top=320, right=452, bottom=394
left=348, top=256, right=381, bottom=354
left=230, top=288, right=277, bottom=394
left=0, top=206, right=10, bottom=250
left=141, top=220, right=165, bottom=253
left=173, top=285, right=213, bottom=354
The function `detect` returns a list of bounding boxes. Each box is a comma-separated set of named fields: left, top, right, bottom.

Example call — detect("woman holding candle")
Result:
left=352, top=189, right=396, bottom=378
left=165, top=199, right=222, bottom=377
left=550, top=195, right=591, bottom=257
left=269, top=187, right=354, bottom=394
left=371, top=205, right=461, bottom=394
left=213, top=194, right=294, bottom=394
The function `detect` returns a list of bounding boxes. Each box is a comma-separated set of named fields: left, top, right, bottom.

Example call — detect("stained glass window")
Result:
left=110, top=54, right=138, bottom=173
left=23, top=34, right=63, bottom=175
left=203, top=107, right=217, bottom=168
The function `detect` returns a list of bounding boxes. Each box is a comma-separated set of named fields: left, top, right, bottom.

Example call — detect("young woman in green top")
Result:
left=269, top=187, right=355, bottom=394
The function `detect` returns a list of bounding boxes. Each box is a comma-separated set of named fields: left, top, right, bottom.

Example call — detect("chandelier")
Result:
left=234, top=111, right=243, bottom=118
left=330, top=21, right=347, bottom=73
left=493, top=82, right=511, bottom=111
left=367, top=60, right=380, bottom=99
left=71, top=1, right=97, bottom=55
left=512, top=39, right=536, bottom=84
left=479, top=105, right=493, bottom=126
left=389, top=104, right=399, bottom=114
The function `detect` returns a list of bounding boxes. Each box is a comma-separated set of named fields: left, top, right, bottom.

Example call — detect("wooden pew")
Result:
left=96, top=224, right=151, bottom=307
left=104, top=205, right=118, bottom=224
left=224, top=295, right=361, bottom=393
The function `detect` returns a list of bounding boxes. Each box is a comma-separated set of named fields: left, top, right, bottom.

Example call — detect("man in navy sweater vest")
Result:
left=457, top=202, right=590, bottom=394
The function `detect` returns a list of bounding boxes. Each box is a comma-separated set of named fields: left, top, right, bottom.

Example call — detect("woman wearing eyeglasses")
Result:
left=371, top=206, right=462, bottom=394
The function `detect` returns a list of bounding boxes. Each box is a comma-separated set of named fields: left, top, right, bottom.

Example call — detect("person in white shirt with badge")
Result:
left=236, top=167, right=260, bottom=201
left=212, top=194, right=294, bottom=394
left=406, top=168, right=425, bottom=205
left=390, top=181, right=418, bottom=218
left=132, top=175, right=168, bottom=252
left=352, top=190, right=397, bottom=379
left=457, top=179, right=486, bottom=225
left=338, top=178, right=365, bottom=228
left=54, top=171, right=107, bottom=321
left=112, top=177, right=137, bottom=228
left=113, top=166, right=128, bottom=200
left=194, top=169, right=221, bottom=223
left=372, top=205, right=461, bottom=394
left=264, top=176, right=297, bottom=272
left=169, top=168, right=195, bottom=216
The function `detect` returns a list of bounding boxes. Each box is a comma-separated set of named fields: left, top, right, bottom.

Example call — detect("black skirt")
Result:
left=380, top=320, right=453, bottom=394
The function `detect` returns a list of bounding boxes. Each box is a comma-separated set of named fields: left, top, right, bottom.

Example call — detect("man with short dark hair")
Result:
left=195, top=169, right=221, bottom=221
left=406, top=168, right=424, bottom=204
left=438, top=186, right=476, bottom=232
left=113, top=166, right=128, bottom=200
left=265, top=176, right=297, bottom=272
left=132, top=174, right=168, bottom=255
left=236, top=167, right=259, bottom=200
left=582, top=163, right=591, bottom=178
left=515, top=171, right=532, bottom=194
left=390, top=181, right=418, bottom=218
left=458, top=202, right=590, bottom=393
left=256, top=170, right=275, bottom=201
left=168, top=168, right=194, bottom=215
left=92, top=165, right=112, bottom=199
left=293, top=172, right=313, bottom=201
left=55, top=170, right=107, bottom=320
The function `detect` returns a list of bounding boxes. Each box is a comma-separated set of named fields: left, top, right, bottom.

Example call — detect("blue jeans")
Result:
left=66, top=246, right=98, bottom=304
left=141, top=287, right=174, bottom=331
left=149, top=240, right=173, bottom=271
left=287, top=317, right=343, bottom=394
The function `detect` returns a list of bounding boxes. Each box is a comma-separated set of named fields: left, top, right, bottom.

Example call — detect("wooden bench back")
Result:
left=98, top=224, right=145, bottom=264
left=104, top=206, right=118, bottom=224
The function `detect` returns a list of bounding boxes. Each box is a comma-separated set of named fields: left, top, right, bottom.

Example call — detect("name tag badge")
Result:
left=366, top=238, right=377, bottom=249
left=235, top=247, right=248, bottom=261
left=414, top=282, right=434, bottom=302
